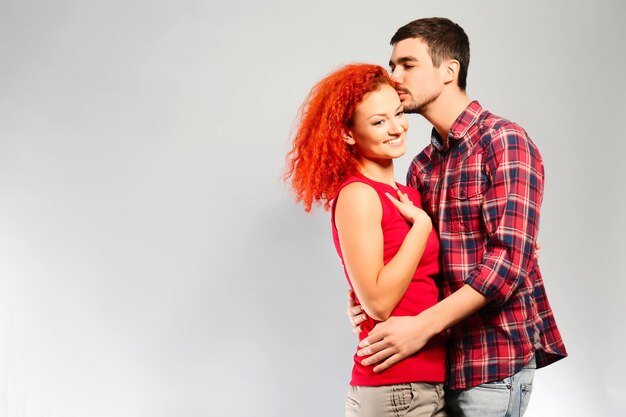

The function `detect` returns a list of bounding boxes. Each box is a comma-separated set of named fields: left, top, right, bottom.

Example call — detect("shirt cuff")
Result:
left=464, top=265, right=512, bottom=306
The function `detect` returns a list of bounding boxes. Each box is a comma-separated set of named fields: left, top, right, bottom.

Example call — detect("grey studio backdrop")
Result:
left=0, top=1, right=624, bottom=416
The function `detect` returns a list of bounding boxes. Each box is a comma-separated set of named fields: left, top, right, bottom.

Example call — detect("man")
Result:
left=348, top=17, right=567, bottom=416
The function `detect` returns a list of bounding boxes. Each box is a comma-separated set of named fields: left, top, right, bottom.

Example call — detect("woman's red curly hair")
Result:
left=284, top=63, right=392, bottom=212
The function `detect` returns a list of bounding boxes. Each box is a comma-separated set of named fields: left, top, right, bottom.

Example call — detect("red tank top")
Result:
left=331, top=173, right=446, bottom=386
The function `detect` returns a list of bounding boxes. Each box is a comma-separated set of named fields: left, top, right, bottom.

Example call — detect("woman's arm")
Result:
left=335, top=183, right=432, bottom=321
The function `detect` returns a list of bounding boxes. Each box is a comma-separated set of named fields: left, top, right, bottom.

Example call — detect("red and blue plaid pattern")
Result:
left=407, top=101, right=567, bottom=389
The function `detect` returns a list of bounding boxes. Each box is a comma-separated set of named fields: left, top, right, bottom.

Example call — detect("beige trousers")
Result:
left=345, top=382, right=447, bottom=417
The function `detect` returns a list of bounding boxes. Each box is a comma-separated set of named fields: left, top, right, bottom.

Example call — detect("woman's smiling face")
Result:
left=344, top=84, right=408, bottom=162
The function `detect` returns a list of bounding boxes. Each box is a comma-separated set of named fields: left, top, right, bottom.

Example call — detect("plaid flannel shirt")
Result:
left=407, top=101, right=567, bottom=389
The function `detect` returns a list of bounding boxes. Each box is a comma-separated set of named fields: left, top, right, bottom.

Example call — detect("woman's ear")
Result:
left=342, top=130, right=356, bottom=145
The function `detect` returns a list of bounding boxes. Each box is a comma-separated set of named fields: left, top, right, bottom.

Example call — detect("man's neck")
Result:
left=421, top=90, right=472, bottom=142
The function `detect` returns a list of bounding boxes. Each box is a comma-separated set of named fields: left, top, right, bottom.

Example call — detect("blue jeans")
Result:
left=446, top=356, right=536, bottom=417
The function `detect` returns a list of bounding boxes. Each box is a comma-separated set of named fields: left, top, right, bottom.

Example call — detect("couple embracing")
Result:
left=285, top=17, right=567, bottom=417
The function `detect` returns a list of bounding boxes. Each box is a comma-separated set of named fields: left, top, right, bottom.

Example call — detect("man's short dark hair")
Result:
left=391, top=17, right=470, bottom=90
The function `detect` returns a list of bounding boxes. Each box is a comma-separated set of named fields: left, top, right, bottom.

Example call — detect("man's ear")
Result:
left=443, top=59, right=460, bottom=85
left=342, top=130, right=356, bottom=145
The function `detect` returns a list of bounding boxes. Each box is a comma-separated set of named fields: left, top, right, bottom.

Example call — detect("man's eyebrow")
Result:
left=389, top=56, right=419, bottom=67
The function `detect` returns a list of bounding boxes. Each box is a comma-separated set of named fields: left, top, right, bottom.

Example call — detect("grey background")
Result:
left=1, top=0, right=624, bottom=416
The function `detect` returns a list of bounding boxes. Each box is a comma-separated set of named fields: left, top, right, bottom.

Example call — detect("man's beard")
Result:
left=402, top=99, right=421, bottom=114
left=403, top=93, right=437, bottom=115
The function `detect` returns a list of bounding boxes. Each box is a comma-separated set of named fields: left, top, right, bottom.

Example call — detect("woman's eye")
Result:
left=372, top=120, right=385, bottom=126
left=396, top=111, right=404, bottom=117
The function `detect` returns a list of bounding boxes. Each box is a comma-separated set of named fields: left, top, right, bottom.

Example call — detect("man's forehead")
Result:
left=390, top=38, right=430, bottom=64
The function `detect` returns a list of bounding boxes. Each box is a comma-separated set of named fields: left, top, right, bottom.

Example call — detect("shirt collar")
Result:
left=430, top=100, right=483, bottom=152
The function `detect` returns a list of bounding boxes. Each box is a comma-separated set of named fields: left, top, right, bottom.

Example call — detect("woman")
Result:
left=285, top=64, right=447, bottom=417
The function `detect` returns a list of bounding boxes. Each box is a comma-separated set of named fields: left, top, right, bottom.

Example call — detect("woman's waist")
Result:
left=389, top=285, right=440, bottom=316
left=351, top=335, right=447, bottom=384
left=358, top=304, right=439, bottom=339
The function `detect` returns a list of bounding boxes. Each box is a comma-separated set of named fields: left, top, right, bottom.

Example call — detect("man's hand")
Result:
left=347, top=290, right=368, bottom=334
left=356, top=315, right=433, bottom=373
left=357, top=285, right=489, bottom=373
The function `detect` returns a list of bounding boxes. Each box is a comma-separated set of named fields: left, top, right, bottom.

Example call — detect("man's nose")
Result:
left=390, top=68, right=402, bottom=83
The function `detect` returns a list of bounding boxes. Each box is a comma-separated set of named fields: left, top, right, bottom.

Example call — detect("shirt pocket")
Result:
left=448, top=153, right=489, bottom=233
